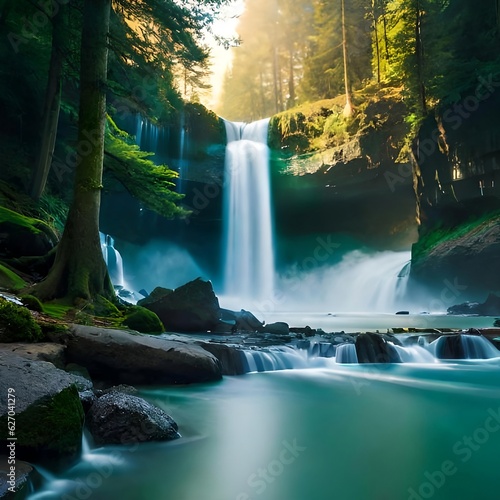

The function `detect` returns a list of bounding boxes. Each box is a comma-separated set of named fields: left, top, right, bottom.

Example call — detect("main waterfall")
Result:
left=223, top=119, right=274, bottom=302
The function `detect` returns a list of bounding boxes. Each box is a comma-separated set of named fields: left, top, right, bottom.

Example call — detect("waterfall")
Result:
left=100, top=233, right=124, bottom=286
left=335, top=343, right=358, bottom=363
left=223, top=118, right=274, bottom=303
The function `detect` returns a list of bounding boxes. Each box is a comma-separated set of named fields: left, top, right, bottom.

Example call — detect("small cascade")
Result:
left=335, top=343, right=358, bottom=363
left=429, top=334, right=500, bottom=360
left=223, top=118, right=274, bottom=303
left=243, top=346, right=309, bottom=372
left=100, top=233, right=124, bottom=286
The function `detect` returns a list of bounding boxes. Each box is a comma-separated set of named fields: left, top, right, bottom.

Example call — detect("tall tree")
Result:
left=35, top=0, right=113, bottom=301
left=341, top=0, right=353, bottom=116
left=30, top=3, right=66, bottom=200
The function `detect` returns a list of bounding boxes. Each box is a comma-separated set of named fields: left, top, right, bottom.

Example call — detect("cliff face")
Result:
left=269, top=88, right=418, bottom=264
left=410, top=87, right=500, bottom=295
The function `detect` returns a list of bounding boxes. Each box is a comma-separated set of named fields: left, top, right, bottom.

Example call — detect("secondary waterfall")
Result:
left=223, top=119, right=274, bottom=302
left=100, top=233, right=124, bottom=286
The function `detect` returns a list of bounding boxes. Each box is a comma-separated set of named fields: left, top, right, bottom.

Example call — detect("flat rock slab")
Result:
left=0, top=343, right=65, bottom=368
left=0, top=354, right=84, bottom=460
left=67, top=325, right=222, bottom=385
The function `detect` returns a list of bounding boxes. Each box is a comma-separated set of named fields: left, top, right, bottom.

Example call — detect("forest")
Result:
left=0, top=0, right=498, bottom=309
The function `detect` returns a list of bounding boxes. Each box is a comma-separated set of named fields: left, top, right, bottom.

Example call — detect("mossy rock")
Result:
left=0, top=262, right=26, bottom=291
left=0, top=206, right=58, bottom=258
left=91, top=294, right=121, bottom=317
left=0, top=298, right=43, bottom=342
left=20, top=294, right=44, bottom=312
left=123, top=306, right=164, bottom=334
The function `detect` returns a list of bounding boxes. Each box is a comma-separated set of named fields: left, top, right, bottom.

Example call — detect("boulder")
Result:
left=198, top=343, right=247, bottom=375
left=0, top=456, right=38, bottom=499
left=87, top=392, right=179, bottom=445
left=66, top=325, right=222, bottom=384
left=448, top=293, right=500, bottom=316
left=220, top=309, right=264, bottom=332
left=0, top=343, right=66, bottom=368
left=354, top=333, right=401, bottom=363
left=261, top=322, right=290, bottom=335
left=138, top=278, right=221, bottom=332
left=0, top=354, right=85, bottom=461
left=0, top=207, right=58, bottom=258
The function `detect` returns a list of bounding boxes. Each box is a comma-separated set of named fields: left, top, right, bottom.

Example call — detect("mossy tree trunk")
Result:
left=341, top=0, right=353, bottom=117
left=35, top=0, right=113, bottom=303
left=31, top=2, right=65, bottom=200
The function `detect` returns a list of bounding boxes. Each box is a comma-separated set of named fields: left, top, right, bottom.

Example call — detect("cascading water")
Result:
left=100, top=233, right=124, bottom=286
left=223, top=118, right=274, bottom=303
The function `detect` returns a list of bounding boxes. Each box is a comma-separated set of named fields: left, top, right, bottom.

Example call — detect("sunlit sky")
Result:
left=204, top=0, right=245, bottom=109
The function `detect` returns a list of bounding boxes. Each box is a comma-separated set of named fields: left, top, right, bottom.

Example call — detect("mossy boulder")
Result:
left=123, top=306, right=164, bottom=334
left=0, top=354, right=85, bottom=461
left=20, top=294, right=44, bottom=312
left=0, top=298, right=43, bottom=342
left=0, top=207, right=58, bottom=258
left=0, top=263, right=26, bottom=291
left=138, top=278, right=221, bottom=332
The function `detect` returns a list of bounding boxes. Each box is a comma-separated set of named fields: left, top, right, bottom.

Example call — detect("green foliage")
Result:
left=104, top=117, right=189, bottom=219
left=20, top=294, right=44, bottom=312
left=0, top=264, right=26, bottom=291
left=123, top=306, right=165, bottom=334
left=0, top=298, right=43, bottom=342
left=413, top=211, right=500, bottom=261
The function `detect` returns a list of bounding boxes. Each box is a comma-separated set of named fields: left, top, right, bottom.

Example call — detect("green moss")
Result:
left=0, top=385, right=84, bottom=457
left=91, top=294, right=121, bottom=317
left=20, top=294, right=44, bottom=312
left=123, top=306, right=164, bottom=334
left=43, top=303, right=72, bottom=319
left=0, top=298, right=43, bottom=342
left=413, top=211, right=500, bottom=261
left=0, top=263, right=26, bottom=290
left=0, top=206, right=43, bottom=234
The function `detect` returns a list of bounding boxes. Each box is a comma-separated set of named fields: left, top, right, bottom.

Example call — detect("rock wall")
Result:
left=410, top=87, right=500, bottom=295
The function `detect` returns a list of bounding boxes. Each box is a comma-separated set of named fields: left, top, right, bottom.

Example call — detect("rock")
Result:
left=87, top=392, right=179, bottom=445
left=0, top=354, right=84, bottom=461
left=0, top=343, right=66, bottom=368
left=0, top=456, right=38, bottom=499
left=198, top=343, right=247, bottom=375
left=448, top=293, right=500, bottom=316
left=66, top=325, right=222, bottom=384
left=261, top=322, right=290, bottom=335
left=290, top=326, right=316, bottom=337
left=447, top=301, right=481, bottom=315
left=0, top=207, right=58, bottom=258
left=395, top=310, right=410, bottom=315
left=354, top=333, right=401, bottom=363
left=122, top=306, right=164, bottom=334
left=232, top=309, right=264, bottom=332
left=138, top=278, right=221, bottom=332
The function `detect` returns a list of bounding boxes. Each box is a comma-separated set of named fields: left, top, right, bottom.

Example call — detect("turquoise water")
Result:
left=30, top=360, right=500, bottom=500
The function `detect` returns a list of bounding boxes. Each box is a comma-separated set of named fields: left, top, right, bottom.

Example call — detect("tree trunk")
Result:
left=373, top=8, right=381, bottom=83
left=35, top=0, right=113, bottom=303
left=31, top=4, right=65, bottom=200
left=415, top=0, right=427, bottom=114
left=287, top=46, right=295, bottom=109
left=342, top=0, right=353, bottom=117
